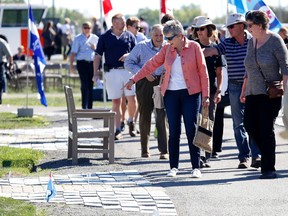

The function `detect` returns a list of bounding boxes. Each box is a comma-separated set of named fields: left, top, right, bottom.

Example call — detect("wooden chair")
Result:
left=64, top=86, right=115, bottom=165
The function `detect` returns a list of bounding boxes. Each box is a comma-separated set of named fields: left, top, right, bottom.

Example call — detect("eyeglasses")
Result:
left=195, top=27, right=206, bottom=32
left=165, top=34, right=178, bottom=41
left=83, top=26, right=91, bottom=29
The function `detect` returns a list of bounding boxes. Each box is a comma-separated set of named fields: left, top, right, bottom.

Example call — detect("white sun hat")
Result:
left=191, top=16, right=206, bottom=28
left=226, top=13, right=247, bottom=27
left=194, top=16, right=216, bottom=30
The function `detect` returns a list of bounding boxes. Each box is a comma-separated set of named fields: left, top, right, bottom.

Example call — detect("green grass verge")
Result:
left=0, top=197, right=46, bottom=216
left=0, top=112, right=49, bottom=129
left=3, top=94, right=112, bottom=107
left=0, top=146, right=45, bottom=177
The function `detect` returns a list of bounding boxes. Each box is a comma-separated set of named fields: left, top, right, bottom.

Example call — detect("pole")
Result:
left=26, top=1, right=31, bottom=109
left=17, top=1, right=33, bottom=117
left=52, top=0, right=55, bottom=20
left=99, top=0, right=107, bottom=107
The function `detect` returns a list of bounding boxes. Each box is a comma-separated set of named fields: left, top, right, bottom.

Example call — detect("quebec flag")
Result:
left=46, top=172, right=57, bottom=202
left=228, top=0, right=282, bottom=32
left=28, top=5, right=47, bottom=106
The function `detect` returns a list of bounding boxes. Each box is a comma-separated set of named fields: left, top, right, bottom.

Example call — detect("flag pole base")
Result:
left=17, top=108, right=34, bottom=118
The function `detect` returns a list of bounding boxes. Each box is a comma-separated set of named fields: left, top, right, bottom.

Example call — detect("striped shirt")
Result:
left=216, top=33, right=252, bottom=82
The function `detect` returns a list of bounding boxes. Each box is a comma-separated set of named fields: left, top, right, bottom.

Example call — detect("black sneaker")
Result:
left=259, top=171, right=277, bottom=179
left=238, top=158, right=249, bottom=169
left=251, top=157, right=261, bottom=168
left=211, top=152, right=219, bottom=158
left=120, top=121, right=125, bottom=132
left=128, top=121, right=136, bottom=137
left=115, top=130, right=123, bottom=140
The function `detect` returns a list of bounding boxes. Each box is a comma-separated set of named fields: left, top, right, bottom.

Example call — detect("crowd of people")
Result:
left=0, top=10, right=287, bottom=180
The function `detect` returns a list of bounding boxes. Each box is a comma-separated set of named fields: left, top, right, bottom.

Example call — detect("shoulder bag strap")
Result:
left=254, top=39, right=267, bottom=82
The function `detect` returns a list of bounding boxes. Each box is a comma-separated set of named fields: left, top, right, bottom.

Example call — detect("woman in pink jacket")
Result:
left=124, top=20, right=209, bottom=178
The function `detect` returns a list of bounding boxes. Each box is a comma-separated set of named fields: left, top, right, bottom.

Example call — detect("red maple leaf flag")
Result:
left=103, top=0, right=113, bottom=15
left=102, top=0, right=113, bottom=29
left=160, top=0, right=173, bottom=17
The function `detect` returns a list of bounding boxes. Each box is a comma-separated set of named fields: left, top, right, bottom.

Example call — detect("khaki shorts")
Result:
left=104, top=68, right=136, bottom=99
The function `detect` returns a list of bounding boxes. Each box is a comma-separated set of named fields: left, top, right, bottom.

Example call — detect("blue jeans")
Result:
left=228, top=82, right=261, bottom=160
left=164, top=89, right=201, bottom=169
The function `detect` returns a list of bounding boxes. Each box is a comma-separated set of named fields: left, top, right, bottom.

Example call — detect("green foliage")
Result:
left=0, top=0, right=25, bottom=3
left=46, top=7, right=87, bottom=34
left=136, top=3, right=207, bottom=27
left=137, top=8, right=159, bottom=27
left=0, top=112, right=49, bottom=129
left=173, top=4, right=204, bottom=27
left=0, top=197, right=38, bottom=216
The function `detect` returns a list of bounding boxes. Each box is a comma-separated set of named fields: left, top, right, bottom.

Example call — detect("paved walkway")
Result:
left=1, top=104, right=288, bottom=216
left=0, top=171, right=176, bottom=215
left=0, top=105, right=177, bottom=215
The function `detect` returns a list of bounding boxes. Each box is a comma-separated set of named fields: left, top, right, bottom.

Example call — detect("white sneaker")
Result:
left=166, top=168, right=178, bottom=177
left=191, top=168, right=202, bottom=178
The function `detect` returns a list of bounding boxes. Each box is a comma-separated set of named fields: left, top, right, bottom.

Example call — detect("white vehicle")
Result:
left=0, top=4, right=47, bottom=54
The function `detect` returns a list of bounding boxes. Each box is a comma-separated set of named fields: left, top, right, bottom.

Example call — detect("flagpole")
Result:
left=17, top=0, right=33, bottom=117
left=26, top=0, right=30, bottom=109
left=159, top=0, right=162, bottom=24
left=99, top=0, right=107, bottom=107
left=99, top=0, right=104, bottom=34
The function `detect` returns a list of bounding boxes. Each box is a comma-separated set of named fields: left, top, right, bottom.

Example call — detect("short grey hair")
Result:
left=163, top=20, right=184, bottom=36
left=150, top=24, right=163, bottom=34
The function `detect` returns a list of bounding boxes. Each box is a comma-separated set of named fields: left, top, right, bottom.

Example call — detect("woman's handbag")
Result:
left=266, top=81, right=284, bottom=99
left=152, top=45, right=170, bottom=109
left=193, top=106, right=214, bottom=153
left=255, top=40, right=284, bottom=99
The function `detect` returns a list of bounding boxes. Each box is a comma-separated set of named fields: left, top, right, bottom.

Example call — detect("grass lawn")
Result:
left=0, top=197, right=46, bottom=216
left=3, top=92, right=112, bottom=107
left=0, top=146, right=45, bottom=177
left=0, top=112, right=49, bottom=129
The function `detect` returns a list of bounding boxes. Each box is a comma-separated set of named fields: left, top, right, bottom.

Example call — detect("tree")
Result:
left=134, top=4, right=207, bottom=28
left=0, top=0, right=25, bottom=2
left=173, top=4, right=204, bottom=27
left=137, top=8, right=161, bottom=26
left=45, top=7, right=87, bottom=34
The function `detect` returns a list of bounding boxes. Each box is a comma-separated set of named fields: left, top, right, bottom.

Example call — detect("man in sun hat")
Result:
left=203, top=13, right=261, bottom=169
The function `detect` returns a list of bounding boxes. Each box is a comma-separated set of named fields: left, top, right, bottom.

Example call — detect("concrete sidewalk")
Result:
left=0, top=104, right=288, bottom=216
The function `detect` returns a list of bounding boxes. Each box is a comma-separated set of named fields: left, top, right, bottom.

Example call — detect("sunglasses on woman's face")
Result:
left=195, top=27, right=206, bottom=32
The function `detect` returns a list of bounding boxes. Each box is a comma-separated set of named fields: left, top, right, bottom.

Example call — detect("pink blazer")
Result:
left=131, top=38, right=209, bottom=98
